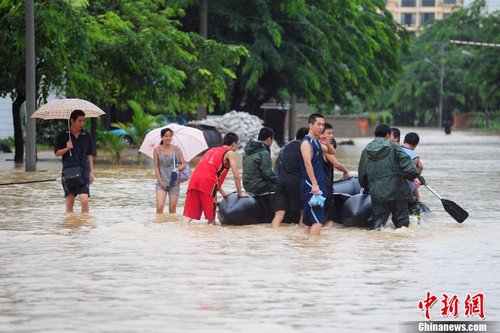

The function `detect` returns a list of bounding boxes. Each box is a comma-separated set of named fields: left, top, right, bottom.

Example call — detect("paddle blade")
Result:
left=442, top=199, right=469, bottom=223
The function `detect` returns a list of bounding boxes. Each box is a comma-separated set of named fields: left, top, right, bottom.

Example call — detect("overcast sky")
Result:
left=463, top=0, right=500, bottom=11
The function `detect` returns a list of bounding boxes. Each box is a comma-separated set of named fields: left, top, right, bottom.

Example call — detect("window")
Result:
left=401, top=13, right=416, bottom=26
left=443, top=0, right=456, bottom=4
left=443, top=13, right=451, bottom=18
left=401, top=0, right=416, bottom=7
left=421, top=12, right=435, bottom=24
left=422, top=0, right=435, bottom=6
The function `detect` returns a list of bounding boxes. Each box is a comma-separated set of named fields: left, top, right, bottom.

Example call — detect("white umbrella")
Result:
left=31, top=98, right=105, bottom=120
left=139, top=123, right=208, bottom=161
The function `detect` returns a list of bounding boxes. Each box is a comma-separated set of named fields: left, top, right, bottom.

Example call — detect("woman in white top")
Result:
left=153, top=128, right=187, bottom=213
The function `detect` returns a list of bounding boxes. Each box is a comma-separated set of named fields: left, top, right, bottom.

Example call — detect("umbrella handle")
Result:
left=68, top=119, right=72, bottom=157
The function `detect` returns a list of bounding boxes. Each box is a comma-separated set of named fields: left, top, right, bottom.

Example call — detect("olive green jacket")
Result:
left=358, top=137, right=419, bottom=205
left=242, top=139, right=278, bottom=194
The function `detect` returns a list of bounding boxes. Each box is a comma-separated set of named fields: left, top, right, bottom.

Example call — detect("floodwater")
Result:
left=0, top=128, right=499, bottom=333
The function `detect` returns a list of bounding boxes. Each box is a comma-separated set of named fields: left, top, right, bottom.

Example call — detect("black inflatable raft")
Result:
left=218, top=177, right=373, bottom=227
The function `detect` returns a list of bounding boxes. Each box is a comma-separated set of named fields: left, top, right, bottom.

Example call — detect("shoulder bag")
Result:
left=173, top=146, right=192, bottom=183
left=62, top=139, right=85, bottom=189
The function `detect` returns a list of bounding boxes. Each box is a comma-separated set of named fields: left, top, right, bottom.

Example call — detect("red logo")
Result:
left=418, top=292, right=485, bottom=320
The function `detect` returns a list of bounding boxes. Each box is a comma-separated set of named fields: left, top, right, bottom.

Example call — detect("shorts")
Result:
left=62, top=178, right=90, bottom=198
left=183, top=189, right=217, bottom=221
left=156, top=181, right=180, bottom=196
left=325, top=196, right=339, bottom=221
left=302, top=192, right=327, bottom=226
left=274, top=184, right=302, bottom=212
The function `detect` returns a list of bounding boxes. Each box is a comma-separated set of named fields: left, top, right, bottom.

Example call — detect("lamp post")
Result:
left=424, top=56, right=444, bottom=128
left=25, top=0, right=36, bottom=171
left=425, top=42, right=472, bottom=129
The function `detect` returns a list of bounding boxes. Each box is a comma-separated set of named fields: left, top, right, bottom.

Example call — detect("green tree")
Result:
left=71, top=0, right=247, bottom=115
left=0, top=0, right=90, bottom=162
left=387, top=0, right=499, bottom=126
left=112, top=100, right=162, bottom=164
left=178, top=0, right=408, bottom=112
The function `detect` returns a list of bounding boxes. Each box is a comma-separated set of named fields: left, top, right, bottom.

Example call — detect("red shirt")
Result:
left=188, top=146, right=231, bottom=196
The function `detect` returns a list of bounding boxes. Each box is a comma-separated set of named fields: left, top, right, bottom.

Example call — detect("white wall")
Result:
left=0, top=96, right=14, bottom=139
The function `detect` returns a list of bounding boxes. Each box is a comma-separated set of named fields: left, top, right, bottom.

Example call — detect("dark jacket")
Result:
left=274, top=140, right=302, bottom=187
left=358, top=137, right=419, bottom=205
left=243, top=139, right=278, bottom=194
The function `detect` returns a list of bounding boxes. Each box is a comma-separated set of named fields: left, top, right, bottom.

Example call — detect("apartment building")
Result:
left=385, top=0, right=463, bottom=35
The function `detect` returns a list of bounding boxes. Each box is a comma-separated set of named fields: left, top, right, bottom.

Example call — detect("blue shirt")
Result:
left=402, top=145, right=419, bottom=192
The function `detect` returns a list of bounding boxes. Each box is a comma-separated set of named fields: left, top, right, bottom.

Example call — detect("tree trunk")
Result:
left=12, top=95, right=25, bottom=164
left=230, top=76, right=244, bottom=111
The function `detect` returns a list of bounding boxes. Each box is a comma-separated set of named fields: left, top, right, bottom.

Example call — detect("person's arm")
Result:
left=226, top=150, right=247, bottom=197
left=320, top=142, right=336, bottom=155
left=358, top=150, right=369, bottom=191
left=324, top=153, right=350, bottom=179
left=175, top=147, right=187, bottom=172
left=414, top=157, right=424, bottom=174
left=88, top=155, right=95, bottom=183
left=300, top=140, right=320, bottom=194
left=153, top=148, right=166, bottom=189
left=55, top=139, right=73, bottom=157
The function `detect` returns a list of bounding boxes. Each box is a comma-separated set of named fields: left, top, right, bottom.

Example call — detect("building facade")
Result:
left=385, top=0, right=463, bottom=35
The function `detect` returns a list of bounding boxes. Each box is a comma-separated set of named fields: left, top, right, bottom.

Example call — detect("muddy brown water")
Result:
left=1, top=128, right=499, bottom=332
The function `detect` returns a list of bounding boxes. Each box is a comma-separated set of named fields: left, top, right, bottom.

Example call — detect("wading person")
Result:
left=153, top=128, right=187, bottom=214
left=390, top=127, right=401, bottom=144
left=242, top=127, right=278, bottom=194
left=270, top=127, right=308, bottom=228
left=54, top=109, right=96, bottom=213
left=401, top=132, right=424, bottom=217
left=182, top=132, right=247, bottom=226
left=320, top=123, right=350, bottom=227
left=300, top=113, right=333, bottom=236
left=358, top=124, right=421, bottom=230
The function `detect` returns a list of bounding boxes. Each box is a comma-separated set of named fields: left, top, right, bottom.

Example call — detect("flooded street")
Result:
left=1, top=128, right=499, bottom=333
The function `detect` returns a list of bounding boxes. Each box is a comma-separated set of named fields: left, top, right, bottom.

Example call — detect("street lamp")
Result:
left=425, top=45, right=472, bottom=128
left=424, top=57, right=444, bottom=128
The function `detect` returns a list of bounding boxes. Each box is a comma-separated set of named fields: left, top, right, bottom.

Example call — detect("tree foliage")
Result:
left=382, top=0, right=499, bottom=126
left=0, top=0, right=246, bottom=162
left=177, top=0, right=409, bottom=112
left=0, top=0, right=91, bottom=162
left=71, top=0, right=247, bottom=115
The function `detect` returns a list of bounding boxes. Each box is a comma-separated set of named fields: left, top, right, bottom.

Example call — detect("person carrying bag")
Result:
left=54, top=110, right=96, bottom=213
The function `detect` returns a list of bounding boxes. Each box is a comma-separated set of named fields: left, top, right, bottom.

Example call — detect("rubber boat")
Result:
left=218, top=177, right=373, bottom=227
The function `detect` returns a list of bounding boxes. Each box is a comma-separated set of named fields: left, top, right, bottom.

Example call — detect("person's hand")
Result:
left=89, top=171, right=95, bottom=184
left=310, top=183, right=320, bottom=195
left=159, top=179, right=166, bottom=189
left=238, top=192, right=249, bottom=198
left=66, top=140, right=73, bottom=150
left=413, top=178, right=421, bottom=189
left=343, top=171, right=350, bottom=180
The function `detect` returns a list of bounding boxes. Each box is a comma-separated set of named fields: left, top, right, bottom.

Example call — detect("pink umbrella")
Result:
left=139, top=123, right=208, bottom=161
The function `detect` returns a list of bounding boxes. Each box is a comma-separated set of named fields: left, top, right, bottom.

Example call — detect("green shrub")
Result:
left=96, top=130, right=124, bottom=164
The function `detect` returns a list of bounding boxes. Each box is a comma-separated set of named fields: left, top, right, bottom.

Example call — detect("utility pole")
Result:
left=196, top=0, right=208, bottom=120
left=25, top=0, right=36, bottom=172
left=437, top=41, right=445, bottom=129
left=288, top=94, right=297, bottom=141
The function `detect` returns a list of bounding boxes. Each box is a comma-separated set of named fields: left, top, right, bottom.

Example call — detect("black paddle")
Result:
left=419, top=176, right=468, bottom=223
